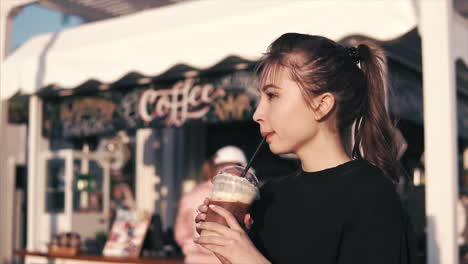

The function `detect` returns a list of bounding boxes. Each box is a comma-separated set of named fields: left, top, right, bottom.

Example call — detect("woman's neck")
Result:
left=296, top=130, right=351, bottom=173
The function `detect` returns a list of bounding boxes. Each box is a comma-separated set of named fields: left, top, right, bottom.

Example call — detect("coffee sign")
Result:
left=138, top=79, right=226, bottom=127
left=42, top=71, right=258, bottom=139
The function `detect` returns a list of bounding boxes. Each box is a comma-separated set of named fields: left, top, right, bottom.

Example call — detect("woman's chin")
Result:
left=268, top=143, right=293, bottom=155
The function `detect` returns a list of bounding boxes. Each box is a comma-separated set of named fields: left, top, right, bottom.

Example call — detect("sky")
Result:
left=11, top=3, right=83, bottom=52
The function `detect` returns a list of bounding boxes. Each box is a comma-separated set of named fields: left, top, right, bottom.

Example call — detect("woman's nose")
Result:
left=253, top=103, right=263, bottom=123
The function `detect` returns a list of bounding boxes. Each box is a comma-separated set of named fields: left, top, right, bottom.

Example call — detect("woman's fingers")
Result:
left=195, top=213, right=206, bottom=223
left=209, top=204, right=242, bottom=231
left=194, top=198, right=210, bottom=234
left=196, top=198, right=210, bottom=214
left=244, top=214, right=254, bottom=230
left=198, top=203, right=208, bottom=214
left=200, top=244, right=229, bottom=260
left=194, top=235, right=233, bottom=246
left=195, top=212, right=206, bottom=234
left=197, top=221, right=235, bottom=236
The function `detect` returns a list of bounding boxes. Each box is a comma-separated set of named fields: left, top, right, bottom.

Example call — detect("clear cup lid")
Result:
left=216, top=165, right=259, bottom=187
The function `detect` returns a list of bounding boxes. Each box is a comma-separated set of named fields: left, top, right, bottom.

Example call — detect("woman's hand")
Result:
left=194, top=198, right=210, bottom=234
left=195, top=198, right=253, bottom=234
left=194, top=204, right=270, bottom=264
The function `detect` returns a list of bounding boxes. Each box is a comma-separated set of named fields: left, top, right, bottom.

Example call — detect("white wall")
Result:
left=0, top=101, right=27, bottom=261
left=420, top=0, right=459, bottom=263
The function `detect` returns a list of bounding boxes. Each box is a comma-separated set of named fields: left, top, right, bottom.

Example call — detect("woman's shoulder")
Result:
left=346, top=159, right=396, bottom=188
left=343, top=159, right=401, bottom=206
left=339, top=160, right=404, bottom=227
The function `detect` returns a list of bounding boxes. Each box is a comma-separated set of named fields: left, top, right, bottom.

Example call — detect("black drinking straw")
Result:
left=241, top=137, right=267, bottom=177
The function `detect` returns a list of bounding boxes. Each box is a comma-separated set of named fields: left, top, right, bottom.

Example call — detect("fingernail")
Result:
left=193, top=237, right=199, bottom=242
left=209, top=204, right=216, bottom=209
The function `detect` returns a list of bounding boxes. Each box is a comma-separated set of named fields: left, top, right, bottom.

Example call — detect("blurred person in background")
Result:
left=175, top=146, right=248, bottom=264
left=109, top=181, right=135, bottom=227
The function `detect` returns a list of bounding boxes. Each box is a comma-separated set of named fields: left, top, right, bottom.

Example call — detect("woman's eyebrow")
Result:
left=258, top=84, right=281, bottom=93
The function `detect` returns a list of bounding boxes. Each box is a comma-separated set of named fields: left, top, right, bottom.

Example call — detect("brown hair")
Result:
left=256, top=33, right=400, bottom=183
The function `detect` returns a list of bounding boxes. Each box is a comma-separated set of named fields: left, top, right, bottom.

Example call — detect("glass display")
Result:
left=73, top=159, right=104, bottom=212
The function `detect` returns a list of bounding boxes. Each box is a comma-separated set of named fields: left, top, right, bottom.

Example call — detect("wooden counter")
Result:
left=16, top=250, right=184, bottom=264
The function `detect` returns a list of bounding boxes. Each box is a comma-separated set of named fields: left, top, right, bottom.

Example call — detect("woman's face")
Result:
left=253, top=67, right=319, bottom=155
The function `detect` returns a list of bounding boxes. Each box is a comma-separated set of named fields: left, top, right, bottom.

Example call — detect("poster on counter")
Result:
left=103, top=209, right=151, bottom=257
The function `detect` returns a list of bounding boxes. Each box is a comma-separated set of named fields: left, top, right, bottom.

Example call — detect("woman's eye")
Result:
left=266, top=92, right=277, bottom=100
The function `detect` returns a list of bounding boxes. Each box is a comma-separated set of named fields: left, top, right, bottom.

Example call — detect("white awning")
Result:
left=1, top=0, right=420, bottom=99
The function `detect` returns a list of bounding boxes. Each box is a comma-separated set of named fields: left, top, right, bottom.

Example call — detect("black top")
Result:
left=249, top=159, right=417, bottom=264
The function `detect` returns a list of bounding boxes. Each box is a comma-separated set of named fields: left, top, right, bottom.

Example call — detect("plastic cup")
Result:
left=202, top=165, right=259, bottom=236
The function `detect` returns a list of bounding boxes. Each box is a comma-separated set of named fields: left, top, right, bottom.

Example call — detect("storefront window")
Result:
left=73, top=159, right=104, bottom=212
left=45, top=158, right=65, bottom=212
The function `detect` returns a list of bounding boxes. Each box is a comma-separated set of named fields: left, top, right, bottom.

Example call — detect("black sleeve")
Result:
left=337, top=183, right=404, bottom=264
left=248, top=179, right=276, bottom=261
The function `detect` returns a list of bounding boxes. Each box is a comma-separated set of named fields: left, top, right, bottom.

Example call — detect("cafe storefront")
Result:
left=15, top=62, right=299, bottom=263
left=11, top=31, right=468, bottom=263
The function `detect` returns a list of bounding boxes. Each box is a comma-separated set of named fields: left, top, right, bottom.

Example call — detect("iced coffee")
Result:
left=203, top=166, right=259, bottom=233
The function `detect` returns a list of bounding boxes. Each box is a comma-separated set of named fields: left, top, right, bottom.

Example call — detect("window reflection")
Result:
left=46, top=158, right=65, bottom=212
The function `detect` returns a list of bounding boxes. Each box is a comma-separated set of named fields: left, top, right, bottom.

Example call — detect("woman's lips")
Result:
left=261, top=132, right=274, bottom=142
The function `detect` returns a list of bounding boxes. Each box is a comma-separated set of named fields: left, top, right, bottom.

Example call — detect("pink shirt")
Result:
left=175, top=181, right=221, bottom=264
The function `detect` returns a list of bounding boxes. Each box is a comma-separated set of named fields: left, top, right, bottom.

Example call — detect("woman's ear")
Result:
left=312, top=92, right=335, bottom=121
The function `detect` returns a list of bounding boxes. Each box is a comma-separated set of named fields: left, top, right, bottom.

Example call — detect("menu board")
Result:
left=102, top=209, right=151, bottom=257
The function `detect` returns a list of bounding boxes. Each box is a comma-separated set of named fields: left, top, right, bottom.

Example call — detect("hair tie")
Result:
left=346, top=46, right=361, bottom=65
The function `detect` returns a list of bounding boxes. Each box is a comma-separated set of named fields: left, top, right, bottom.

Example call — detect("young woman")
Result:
left=194, top=33, right=416, bottom=264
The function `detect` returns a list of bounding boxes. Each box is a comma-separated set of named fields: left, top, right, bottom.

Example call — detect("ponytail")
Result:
left=352, top=43, right=400, bottom=183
